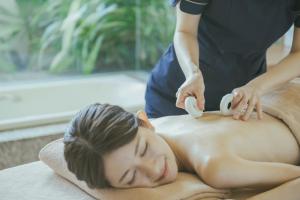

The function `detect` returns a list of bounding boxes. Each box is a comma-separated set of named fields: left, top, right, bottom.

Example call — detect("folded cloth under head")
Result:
left=39, top=138, right=229, bottom=200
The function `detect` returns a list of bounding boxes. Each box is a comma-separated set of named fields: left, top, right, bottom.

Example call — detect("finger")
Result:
left=175, top=90, right=179, bottom=98
left=194, top=91, right=205, bottom=110
left=232, top=96, right=248, bottom=120
left=231, top=90, right=243, bottom=109
left=231, top=92, right=245, bottom=119
left=175, top=89, right=184, bottom=108
left=176, top=93, right=186, bottom=109
left=256, top=99, right=263, bottom=120
left=176, top=89, right=190, bottom=110
left=242, top=97, right=256, bottom=121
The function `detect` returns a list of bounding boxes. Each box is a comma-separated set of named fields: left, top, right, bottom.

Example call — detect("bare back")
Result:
left=151, top=112, right=300, bottom=172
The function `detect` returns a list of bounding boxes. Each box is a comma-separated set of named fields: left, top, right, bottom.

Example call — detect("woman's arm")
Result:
left=173, top=3, right=201, bottom=78
left=197, top=155, right=300, bottom=189
left=248, top=27, right=300, bottom=94
left=231, top=27, right=300, bottom=121
left=173, top=2, right=206, bottom=110
left=247, top=177, right=300, bottom=200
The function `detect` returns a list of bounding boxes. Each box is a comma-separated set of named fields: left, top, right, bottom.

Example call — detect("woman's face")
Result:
left=103, top=126, right=178, bottom=188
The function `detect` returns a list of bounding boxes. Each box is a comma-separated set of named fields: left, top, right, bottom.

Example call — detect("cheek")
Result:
left=137, top=173, right=153, bottom=187
left=104, top=157, right=133, bottom=187
left=153, top=136, right=171, bottom=153
left=168, top=158, right=178, bottom=180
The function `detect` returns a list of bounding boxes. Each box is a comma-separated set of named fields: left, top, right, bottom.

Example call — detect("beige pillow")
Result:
left=39, top=138, right=229, bottom=200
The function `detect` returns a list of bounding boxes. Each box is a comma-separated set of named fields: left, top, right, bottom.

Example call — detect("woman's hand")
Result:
left=231, top=84, right=263, bottom=121
left=176, top=72, right=205, bottom=111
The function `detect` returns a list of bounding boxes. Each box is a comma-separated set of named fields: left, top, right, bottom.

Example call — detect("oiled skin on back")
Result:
left=152, top=112, right=299, bottom=167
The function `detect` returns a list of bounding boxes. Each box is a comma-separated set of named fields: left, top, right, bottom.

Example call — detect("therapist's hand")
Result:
left=176, top=72, right=205, bottom=111
left=231, top=84, right=263, bottom=121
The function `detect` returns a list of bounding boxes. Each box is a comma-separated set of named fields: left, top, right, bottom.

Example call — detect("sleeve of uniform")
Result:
left=169, top=0, right=211, bottom=15
left=294, top=1, right=300, bottom=27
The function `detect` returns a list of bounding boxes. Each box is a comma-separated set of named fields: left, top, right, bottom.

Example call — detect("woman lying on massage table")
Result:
left=63, top=103, right=300, bottom=200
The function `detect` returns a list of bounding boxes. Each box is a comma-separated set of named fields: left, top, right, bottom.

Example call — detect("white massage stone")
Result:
left=185, top=96, right=203, bottom=118
left=220, top=93, right=234, bottom=116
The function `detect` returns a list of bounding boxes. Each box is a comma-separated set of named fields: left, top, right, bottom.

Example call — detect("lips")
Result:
left=156, top=157, right=168, bottom=182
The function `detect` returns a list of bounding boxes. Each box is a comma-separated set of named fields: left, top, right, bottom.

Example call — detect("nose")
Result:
left=136, top=156, right=162, bottom=181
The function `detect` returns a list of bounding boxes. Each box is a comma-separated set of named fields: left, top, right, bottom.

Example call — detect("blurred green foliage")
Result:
left=0, top=0, right=175, bottom=74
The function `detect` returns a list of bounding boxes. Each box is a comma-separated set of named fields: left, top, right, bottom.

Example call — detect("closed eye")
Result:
left=127, top=170, right=136, bottom=185
left=141, top=141, right=148, bottom=157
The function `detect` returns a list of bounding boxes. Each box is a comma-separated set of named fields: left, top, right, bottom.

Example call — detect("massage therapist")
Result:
left=145, top=0, right=300, bottom=120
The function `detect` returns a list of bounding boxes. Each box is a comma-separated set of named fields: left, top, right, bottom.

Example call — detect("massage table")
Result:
left=1, top=78, right=299, bottom=200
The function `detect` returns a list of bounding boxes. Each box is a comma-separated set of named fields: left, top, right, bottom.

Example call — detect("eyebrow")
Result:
left=118, top=135, right=141, bottom=183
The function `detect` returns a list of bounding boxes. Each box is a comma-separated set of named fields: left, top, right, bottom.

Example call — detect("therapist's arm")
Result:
left=248, top=27, right=300, bottom=94
left=232, top=27, right=300, bottom=121
left=174, top=4, right=205, bottom=110
left=174, top=4, right=201, bottom=78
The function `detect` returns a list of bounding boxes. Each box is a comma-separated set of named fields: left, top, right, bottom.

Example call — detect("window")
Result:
left=0, top=0, right=175, bottom=82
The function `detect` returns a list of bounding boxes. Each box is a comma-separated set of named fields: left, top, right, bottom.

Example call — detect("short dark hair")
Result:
left=63, top=103, right=141, bottom=188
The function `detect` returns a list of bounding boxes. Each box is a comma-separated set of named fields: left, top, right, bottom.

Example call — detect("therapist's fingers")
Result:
left=255, top=99, right=263, bottom=120
left=231, top=89, right=243, bottom=109
left=175, top=90, right=187, bottom=109
left=232, top=96, right=248, bottom=120
left=176, top=92, right=204, bottom=110
left=241, top=96, right=256, bottom=121
left=194, top=91, right=205, bottom=110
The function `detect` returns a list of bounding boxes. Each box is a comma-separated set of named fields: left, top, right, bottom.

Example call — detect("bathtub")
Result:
left=0, top=74, right=146, bottom=131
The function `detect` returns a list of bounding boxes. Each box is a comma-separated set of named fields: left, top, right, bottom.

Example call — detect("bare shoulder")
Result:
left=193, top=152, right=239, bottom=188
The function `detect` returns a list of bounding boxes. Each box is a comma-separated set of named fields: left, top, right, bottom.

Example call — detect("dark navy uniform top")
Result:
left=145, top=0, right=300, bottom=118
